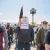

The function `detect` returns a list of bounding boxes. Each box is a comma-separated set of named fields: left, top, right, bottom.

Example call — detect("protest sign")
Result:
left=20, top=18, right=29, bottom=29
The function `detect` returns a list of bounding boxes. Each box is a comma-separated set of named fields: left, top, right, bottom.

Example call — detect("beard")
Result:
left=43, top=26, right=48, bottom=30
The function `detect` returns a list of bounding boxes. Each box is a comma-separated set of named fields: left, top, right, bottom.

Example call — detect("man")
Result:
left=14, top=24, right=18, bottom=50
left=6, top=23, right=12, bottom=49
left=36, top=21, right=48, bottom=50
left=0, top=24, right=8, bottom=50
left=9, top=27, right=14, bottom=43
left=15, top=16, right=34, bottom=50
left=45, top=25, right=50, bottom=50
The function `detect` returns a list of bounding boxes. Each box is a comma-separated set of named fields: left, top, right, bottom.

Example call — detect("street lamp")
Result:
left=30, top=8, right=36, bottom=26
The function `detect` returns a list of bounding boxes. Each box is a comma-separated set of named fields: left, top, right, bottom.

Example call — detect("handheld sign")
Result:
left=20, top=18, right=29, bottom=29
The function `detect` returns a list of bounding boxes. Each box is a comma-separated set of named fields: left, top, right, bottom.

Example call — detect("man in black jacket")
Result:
left=15, top=17, right=34, bottom=50
left=45, top=26, right=50, bottom=50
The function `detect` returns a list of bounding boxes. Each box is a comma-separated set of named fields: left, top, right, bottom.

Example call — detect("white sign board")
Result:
left=20, top=18, right=29, bottom=29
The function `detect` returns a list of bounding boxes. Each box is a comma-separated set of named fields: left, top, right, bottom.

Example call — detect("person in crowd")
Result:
left=9, top=27, right=14, bottom=43
left=45, top=25, right=50, bottom=50
left=36, top=21, right=48, bottom=50
left=14, top=24, right=17, bottom=29
left=0, top=24, right=8, bottom=50
left=15, top=16, right=34, bottom=50
left=14, top=24, right=17, bottom=41
left=6, top=23, right=11, bottom=49
left=14, top=24, right=18, bottom=50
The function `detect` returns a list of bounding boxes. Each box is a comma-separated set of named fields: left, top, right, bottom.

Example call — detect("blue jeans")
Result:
left=17, top=41, right=30, bottom=50
left=8, top=37, right=11, bottom=48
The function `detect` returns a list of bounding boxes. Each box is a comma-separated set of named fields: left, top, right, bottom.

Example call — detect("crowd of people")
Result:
left=0, top=17, right=50, bottom=50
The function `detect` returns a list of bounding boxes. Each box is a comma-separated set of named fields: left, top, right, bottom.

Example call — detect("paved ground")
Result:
left=10, top=43, right=36, bottom=50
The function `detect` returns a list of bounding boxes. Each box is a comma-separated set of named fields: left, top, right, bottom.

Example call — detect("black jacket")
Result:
left=45, top=30, right=50, bottom=44
left=15, top=25, right=34, bottom=43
